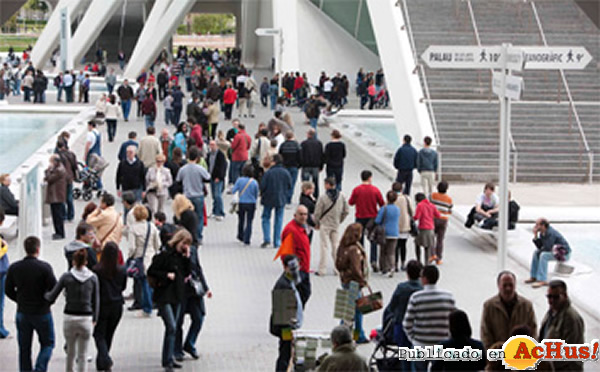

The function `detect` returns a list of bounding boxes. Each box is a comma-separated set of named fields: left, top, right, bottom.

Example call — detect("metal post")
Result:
left=497, top=43, right=511, bottom=272
left=512, top=152, right=518, bottom=183
left=277, top=30, right=283, bottom=97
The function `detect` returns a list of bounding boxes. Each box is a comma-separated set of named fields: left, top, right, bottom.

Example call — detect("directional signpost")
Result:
left=255, top=28, right=283, bottom=95
left=421, top=43, right=592, bottom=272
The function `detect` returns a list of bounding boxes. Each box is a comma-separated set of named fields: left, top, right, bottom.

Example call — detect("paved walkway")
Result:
left=1, top=83, right=598, bottom=371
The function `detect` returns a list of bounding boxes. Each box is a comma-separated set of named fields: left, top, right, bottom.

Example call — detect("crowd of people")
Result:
left=0, top=42, right=586, bottom=372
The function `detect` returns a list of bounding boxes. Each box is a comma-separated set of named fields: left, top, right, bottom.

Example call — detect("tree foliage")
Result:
left=177, top=14, right=235, bottom=35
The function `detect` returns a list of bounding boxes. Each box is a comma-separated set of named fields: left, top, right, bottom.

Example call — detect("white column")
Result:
left=70, top=0, right=122, bottom=66
left=123, top=0, right=187, bottom=79
left=31, top=0, right=85, bottom=69
left=272, top=0, right=300, bottom=72
left=365, top=0, right=433, bottom=144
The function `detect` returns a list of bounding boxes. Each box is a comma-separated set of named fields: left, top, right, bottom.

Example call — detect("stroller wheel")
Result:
left=83, top=190, right=93, bottom=201
left=73, top=188, right=82, bottom=200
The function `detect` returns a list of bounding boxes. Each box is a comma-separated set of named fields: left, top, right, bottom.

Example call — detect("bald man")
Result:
left=280, top=205, right=312, bottom=307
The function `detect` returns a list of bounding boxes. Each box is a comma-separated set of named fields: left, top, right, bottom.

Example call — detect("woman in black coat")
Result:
left=147, top=229, right=192, bottom=370
left=92, top=242, right=127, bottom=371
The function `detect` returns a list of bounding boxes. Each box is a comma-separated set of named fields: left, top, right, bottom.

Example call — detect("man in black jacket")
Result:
left=116, top=145, right=145, bottom=204
left=270, top=255, right=303, bottom=372
left=5, top=236, right=57, bottom=372
left=207, top=140, right=227, bottom=220
left=300, top=128, right=323, bottom=198
left=278, top=132, right=301, bottom=206
left=157, top=69, right=169, bottom=101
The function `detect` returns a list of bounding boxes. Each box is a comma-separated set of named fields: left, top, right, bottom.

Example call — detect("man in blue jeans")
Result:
left=260, top=155, right=292, bottom=248
left=5, top=236, right=57, bottom=372
left=176, top=146, right=211, bottom=245
left=207, top=140, right=227, bottom=220
left=526, top=218, right=571, bottom=289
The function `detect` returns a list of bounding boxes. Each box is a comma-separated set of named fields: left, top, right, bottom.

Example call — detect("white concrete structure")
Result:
left=366, top=0, right=433, bottom=145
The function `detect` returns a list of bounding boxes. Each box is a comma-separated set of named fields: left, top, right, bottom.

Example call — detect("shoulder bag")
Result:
left=188, top=274, right=207, bottom=297
left=318, top=194, right=339, bottom=221
left=356, top=285, right=383, bottom=314
left=126, top=222, right=151, bottom=279
left=368, top=206, right=387, bottom=246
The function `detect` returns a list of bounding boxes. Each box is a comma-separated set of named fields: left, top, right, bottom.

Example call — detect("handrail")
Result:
left=399, top=0, right=443, bottom=181
left=465, top=0, right=518, bottom=155
left=530, top=1, right=593, bottom=183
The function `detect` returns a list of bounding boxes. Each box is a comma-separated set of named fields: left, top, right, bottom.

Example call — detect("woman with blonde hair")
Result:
left=335, top=223, right=369, bottom=343
left=0, top=173, right=18, bottom=216
left=172, top=194, right=199, bottom=244
left=127, top=205, right=160, bottom=317
left=145, top=153, right=173, bottom=215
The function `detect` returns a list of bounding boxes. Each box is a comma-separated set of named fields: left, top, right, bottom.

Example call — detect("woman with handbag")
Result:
left=174, top=237, right=212, bottom=361
left=127, top=205, right=160, bottom=317
left=335, top=223, right=369, bottom=344
left=231, top=164, right=259, bottom=245
left=147, top=229, right=192, bottom=370
left=374, top=191, right=401, bottom=278
left=92, top=242, right=127, bottom=371
left=145, top=153, right=173, bottom=215
left=172, top=194, right=199, bottom=244
left=393, top=182, right=413, bottom=272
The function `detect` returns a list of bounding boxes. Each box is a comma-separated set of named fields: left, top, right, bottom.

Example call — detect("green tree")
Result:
left=177, top=14, right=235, bottom=35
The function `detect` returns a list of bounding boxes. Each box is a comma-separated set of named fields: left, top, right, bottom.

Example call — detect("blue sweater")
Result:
left=260, top=164, right=292, bottom=207
left=417, top=147, right=438, bottom=172
left=232, top=177, right=259, bottom=204
left=375, top=204, right=400, bottom=238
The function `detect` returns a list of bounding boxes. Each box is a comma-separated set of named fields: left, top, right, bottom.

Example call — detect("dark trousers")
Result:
left=175, top=296, right=205, bottom=357
left=237, top=203, right=256, bottom=244
left=159, top=303, right=181, bottom=367
left=50, top=203, right=65, bottom=237
left=16, top=312, right=55, bottom=372
left=224, top=103, right=233, bottom=120
left=356, top=217, right=378, bottom=264
left=209, top=123, right=218, bottom=140
left=326, top=166, right=343, bottom=191
left=106, top=119, right=117, bottom=142
left=132, top=277, right=142, bottom=308
left=93, top=301, right=123, bottom=370
left=301, top=167, right=320, bottom=198
left=260, top=93, right=268, bottom=107
left=65, top=183, right=74, bottom=221
left=297, top=271, right=311, bottom=308
left=276, top=339, right=292, bottom=372
left=434, top=218, right=448, bottom=259
left=173, top=106, right=182, bottom=125
left=396, top=169, right=414, bottom=195
left=395, top=238, right=408, bottom=268
left=158, top=84, right=167, bottom=100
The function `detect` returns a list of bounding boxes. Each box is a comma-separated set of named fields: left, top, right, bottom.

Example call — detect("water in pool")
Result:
left=345, top=119, right=400, bottom=151
left=0, top=114, right=73, bottom=173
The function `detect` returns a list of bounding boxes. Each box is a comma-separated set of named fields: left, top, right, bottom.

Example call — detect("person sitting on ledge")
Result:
left=525, top=218, right=571, bottom=289
left=464, top=183, right=499, bottom=228
left=479, top=191, right=520, bottom=231
left=0, top=174, right=18, bottom=216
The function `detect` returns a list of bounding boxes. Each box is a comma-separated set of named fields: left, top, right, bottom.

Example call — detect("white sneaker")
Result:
left=215, top=216, right=224, bottom=222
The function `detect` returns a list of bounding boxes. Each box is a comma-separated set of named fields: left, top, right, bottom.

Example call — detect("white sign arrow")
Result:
left=521, top=46, right=592, bottom=70
left=255, top=28, right=281, bottom=37
left=492, top=72, right=524, bottom=100
left=420, top=46, right=524, bottom=71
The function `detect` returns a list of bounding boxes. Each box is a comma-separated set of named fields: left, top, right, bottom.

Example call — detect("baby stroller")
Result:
left=373, top=88, right=389, bottom=109
left=73, top=154, right=109, bottom=201
left=369, top=319, right=404, bottom=371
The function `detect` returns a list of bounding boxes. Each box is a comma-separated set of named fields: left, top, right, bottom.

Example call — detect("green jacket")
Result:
left=539, top=300, right=584, bottom=371
left=318, top=344, right=368, bottom=372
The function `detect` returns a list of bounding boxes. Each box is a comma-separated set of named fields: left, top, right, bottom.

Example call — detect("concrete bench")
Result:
left=0, top=215, right=18, bottom=239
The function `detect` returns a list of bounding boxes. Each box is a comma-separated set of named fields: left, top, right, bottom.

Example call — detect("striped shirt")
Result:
left=430, top=192, right=453, bottom=220
left=402, top=284, right=456, bottom=346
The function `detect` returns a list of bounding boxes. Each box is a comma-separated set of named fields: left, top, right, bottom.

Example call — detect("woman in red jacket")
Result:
left=223, top=84, right=237, bottom=120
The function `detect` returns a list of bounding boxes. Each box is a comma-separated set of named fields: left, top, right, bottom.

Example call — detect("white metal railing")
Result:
left=466, top=0, right=519, bottom=181
left=531, top=1, right=594, bottom=183
left=399, top=0, right=443, bottom=181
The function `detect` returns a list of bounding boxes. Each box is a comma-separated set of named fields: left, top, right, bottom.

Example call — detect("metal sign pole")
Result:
left=278, top=30, right=283, bottom=98
left=497, top=43, right=511, bottom=272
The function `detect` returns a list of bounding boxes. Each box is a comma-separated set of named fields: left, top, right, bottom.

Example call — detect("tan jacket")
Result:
left=127, top=220, right=160, bottom=274
left=480, top=293, right=537, bottom=349
left=539, top=300, right=584, bottom=371
left=314, top=191, right=349, bottom=230
left=206, top=103, right=220, bottom=124
left=251, top=137, right=270, bottom=165
left=138, top=135, right=162, bottom=168
left=394, top=193, right=412, bottom=233
left=86, top=206, right=123, bottom=247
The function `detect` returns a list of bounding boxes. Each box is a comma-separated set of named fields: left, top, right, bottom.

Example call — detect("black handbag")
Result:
left=126, top=222, right=151, bottom=279
left=188, top=275, right=206, bottom=297
left=368, top=206, right=387, bottom=246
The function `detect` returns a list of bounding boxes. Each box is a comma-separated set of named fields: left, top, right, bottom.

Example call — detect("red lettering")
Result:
left=532, top=347, right=544, bottom=359
left=593, top=342, right=599, bottom=360
left=579, top=346, right=590, bottom=359
left=514, top=342, right=532, bottom=360
left=545, top=342, right=563, bottom=359
left=564, top=346, right=578, bottom=359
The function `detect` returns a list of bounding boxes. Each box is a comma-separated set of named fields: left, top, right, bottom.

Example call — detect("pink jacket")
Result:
left=231, top=130, right=251, bottom=162
left=414, top=199, right=440, bottom=230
